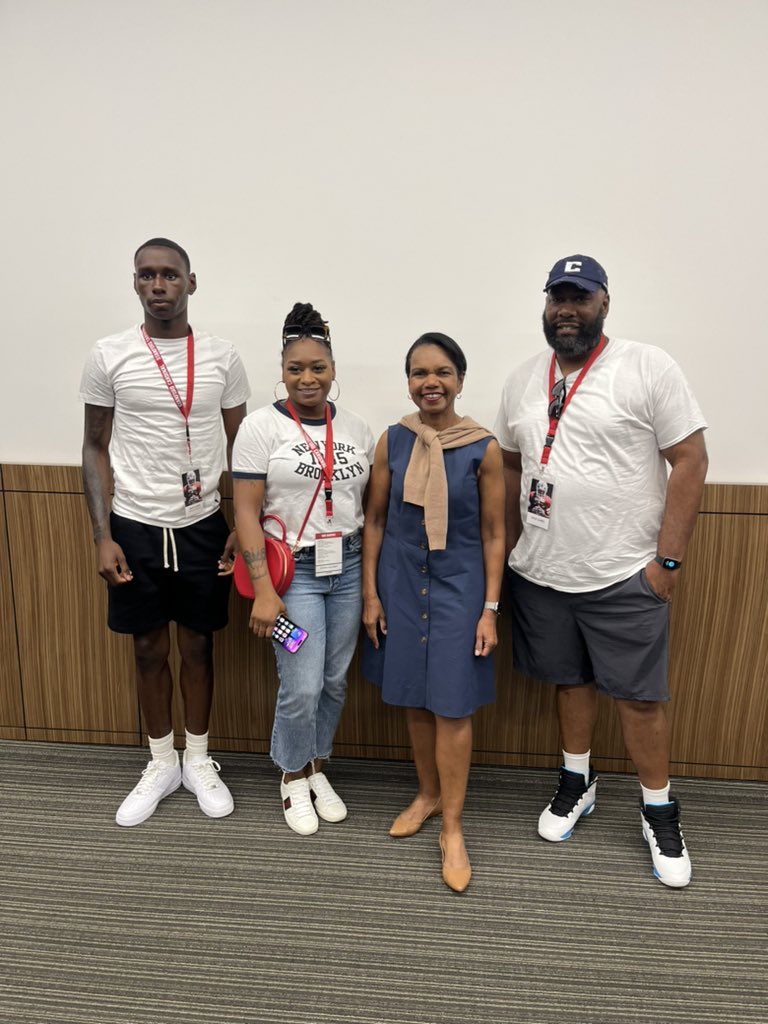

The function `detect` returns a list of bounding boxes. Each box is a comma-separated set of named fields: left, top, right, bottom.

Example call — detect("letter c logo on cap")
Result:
left=564, top=261, right=582, bottom=274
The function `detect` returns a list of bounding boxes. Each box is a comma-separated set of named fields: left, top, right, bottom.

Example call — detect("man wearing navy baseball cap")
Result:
left=494, top=254, right=709, bottom=888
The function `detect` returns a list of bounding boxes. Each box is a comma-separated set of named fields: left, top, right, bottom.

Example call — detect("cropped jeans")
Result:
left=271, top=532, right=362, bottom=773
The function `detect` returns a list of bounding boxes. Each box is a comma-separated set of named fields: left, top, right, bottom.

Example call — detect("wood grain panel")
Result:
left=25, top=728, right=141, bottom=744
left=2, top=464, right=85, bottom=493
left=0, top=494, right=25, bottom=733
left=666, top=513, right=768, bottom=770
left=699, top=484, right=768, bottom=515
left=3, top=468, right=767, bottom=779
left=5, top=492, right=139, bottom=740
left=0, top=729, right=26, bottom=740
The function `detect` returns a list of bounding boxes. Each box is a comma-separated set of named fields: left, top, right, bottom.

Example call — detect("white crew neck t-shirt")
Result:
left=494, top=338, right=707, bottom=592
left=80, top=324, right=250, bottom=528
left=232, top=402, right=375, bottom=548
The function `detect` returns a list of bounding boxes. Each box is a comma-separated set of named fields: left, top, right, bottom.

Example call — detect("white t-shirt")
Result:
left=232, top=402, right=375, bottom=548
left=80, top=325, right=251, bottom=528
left=494, top=338, right=707, bottom=592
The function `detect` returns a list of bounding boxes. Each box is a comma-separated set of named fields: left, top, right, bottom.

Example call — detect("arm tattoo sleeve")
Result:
left=243, top=548, right=268, bottom=580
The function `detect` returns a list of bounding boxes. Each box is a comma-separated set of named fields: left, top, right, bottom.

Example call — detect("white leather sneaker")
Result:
left=115, top=755, right=182, bottom=827
left=182, top=757, right=234, bottom=818
left=308, top=771, right=348, bottom=822
left=280, top=776, right=319, bottom=835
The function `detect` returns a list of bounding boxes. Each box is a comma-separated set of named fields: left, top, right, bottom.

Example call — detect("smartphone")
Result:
left=272, top=613, right=309, bottom=653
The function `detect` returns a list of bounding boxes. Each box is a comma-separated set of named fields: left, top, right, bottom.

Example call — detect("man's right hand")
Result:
left=96, top=539, right=133, bottom=585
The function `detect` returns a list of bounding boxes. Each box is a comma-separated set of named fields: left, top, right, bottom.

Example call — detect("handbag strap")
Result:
left=292, top=474, right=325, bottom=553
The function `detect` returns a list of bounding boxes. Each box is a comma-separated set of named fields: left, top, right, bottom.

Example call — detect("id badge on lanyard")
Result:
left=141, top=326, right=203, bottom=516
left=526, top=476, right=555, bottom=530
left=527, top=336, right=608, bottom=530
left=314, top=531, right=343, bottom=575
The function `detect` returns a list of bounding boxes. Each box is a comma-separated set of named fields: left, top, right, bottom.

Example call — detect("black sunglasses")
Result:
left=548, top=377, right=566, bottom=419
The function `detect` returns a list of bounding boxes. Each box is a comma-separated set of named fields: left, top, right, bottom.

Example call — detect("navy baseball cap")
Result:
left=544, top=255, right=608, bottom=293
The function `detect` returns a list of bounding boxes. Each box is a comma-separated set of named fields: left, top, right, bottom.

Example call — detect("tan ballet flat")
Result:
left=388, top=796, right=442, bottom=838
left=439, top=832, right=472, bottom=893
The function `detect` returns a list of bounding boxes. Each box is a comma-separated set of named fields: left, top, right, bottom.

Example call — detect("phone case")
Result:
left=272, top=613, right=309, bottom=653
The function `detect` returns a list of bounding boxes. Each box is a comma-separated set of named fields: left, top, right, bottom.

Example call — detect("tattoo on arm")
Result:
left=82, top=405, right=115, bottom=543
left=243, top=548, right=268, bottom=580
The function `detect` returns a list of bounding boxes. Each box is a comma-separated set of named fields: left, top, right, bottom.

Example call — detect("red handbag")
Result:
left=233, top=476, right=323, bottom=599
left=234, top=515, right=295, bottom=598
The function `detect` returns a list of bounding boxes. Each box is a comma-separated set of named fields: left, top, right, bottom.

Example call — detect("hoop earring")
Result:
left=328, top=380, right=341, bottom=402
left=274, top=380, right=288, bottom=401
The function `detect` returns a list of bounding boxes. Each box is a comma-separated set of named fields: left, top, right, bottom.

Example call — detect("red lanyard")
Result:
left=141, top=325, right=195, bottom=461
left=285, top=400, right=335, bottom=519
left=540, top=335, right=608, bottom=467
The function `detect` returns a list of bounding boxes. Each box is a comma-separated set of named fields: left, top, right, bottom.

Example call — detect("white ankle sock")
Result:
left=184, top=730, right=209, bottom=764
left=641, top=782, right=671, bottom=806
left=563, top=749, right=591, bottom=784
left=148, top=731, right=176, bottom=766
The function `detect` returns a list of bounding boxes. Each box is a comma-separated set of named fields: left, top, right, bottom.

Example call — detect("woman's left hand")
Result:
left=474, top=610, right=498, bottom=658
left=217, top=529, right=238, bottom=576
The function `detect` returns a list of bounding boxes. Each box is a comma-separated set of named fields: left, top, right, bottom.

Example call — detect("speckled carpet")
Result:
left=1, top=742, right=766, bottom=1024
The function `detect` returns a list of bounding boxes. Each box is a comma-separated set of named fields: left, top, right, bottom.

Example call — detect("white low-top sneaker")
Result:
left=641, top=797, right=692, bottom=888
left=182, top=757, right=234, bottom=818
left=116, top=755, right=182, bottom=827
left=308, top=771, right=348, bottom=822
left=280, top=776, right=319, bottom=835
left=538, top=767, right=597, bottom=842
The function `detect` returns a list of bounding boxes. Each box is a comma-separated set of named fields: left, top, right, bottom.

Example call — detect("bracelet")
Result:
left=483, top=601, right=499, bottom=612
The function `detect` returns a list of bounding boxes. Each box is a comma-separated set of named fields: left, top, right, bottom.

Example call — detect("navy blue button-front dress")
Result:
left=362, top=424, right=496, bottom=718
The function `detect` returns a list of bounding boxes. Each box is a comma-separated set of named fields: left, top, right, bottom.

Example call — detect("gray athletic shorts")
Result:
left=506, top=568, right=670, bottom=702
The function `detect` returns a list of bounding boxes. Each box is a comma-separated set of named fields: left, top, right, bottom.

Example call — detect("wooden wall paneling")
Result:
left=335, top=645, right=411, bottom=759
left=666, top=513, right=768, bottom=779
left=2, top=464, right=84, bottom=493
left=206, top=591, right=280, bottom=754
left=5, top=491, right=140, bottom=743
left=0, top=489, right=26, bottom=739
left=3, top=469, right=767, bottom=781
left=203, top=499, right=280, bottom=753
left=699, top=484, right=768, bottom=515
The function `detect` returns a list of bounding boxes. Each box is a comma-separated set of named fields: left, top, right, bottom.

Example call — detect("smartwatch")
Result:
left=655, top=555, right=682, bottom=571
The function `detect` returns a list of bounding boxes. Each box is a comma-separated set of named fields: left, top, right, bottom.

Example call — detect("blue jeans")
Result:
left=271, top=532, right=362, bottom=773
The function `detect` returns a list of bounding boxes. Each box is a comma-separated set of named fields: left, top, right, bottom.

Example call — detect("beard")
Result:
left=542, top=312, right=605, bottom=361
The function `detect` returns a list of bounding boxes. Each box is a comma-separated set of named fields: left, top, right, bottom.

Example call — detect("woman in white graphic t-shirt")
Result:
left=233, top=303, right=375, bottom=835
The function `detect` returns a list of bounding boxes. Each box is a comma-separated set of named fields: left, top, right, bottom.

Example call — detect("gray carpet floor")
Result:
left=0, top=742, right=766, bottom=1024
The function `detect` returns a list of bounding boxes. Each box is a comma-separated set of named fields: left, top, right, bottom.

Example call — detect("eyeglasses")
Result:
left=548, top=377, right=566, bottom=419
left=282, top=325, right=331, bottom=346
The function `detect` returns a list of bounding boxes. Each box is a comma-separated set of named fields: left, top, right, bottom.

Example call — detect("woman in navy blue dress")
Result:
left=362, top=334, right=505, bottom=892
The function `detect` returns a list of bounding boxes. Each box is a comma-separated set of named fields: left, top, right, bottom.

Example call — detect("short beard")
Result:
left=542, top=312, right=605, bottom=361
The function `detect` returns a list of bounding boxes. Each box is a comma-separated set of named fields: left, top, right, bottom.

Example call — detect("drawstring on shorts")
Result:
left=162, top=527, right=179, bottom=572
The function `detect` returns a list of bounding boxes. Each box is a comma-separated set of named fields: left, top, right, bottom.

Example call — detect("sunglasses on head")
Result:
left=548, top=377, right=566, bottom=419
left=282, top=325, right=331, bottom=345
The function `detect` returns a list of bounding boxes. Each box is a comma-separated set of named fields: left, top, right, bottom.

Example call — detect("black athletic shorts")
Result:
left=107, top=510, right=232, bottom=635
left=506, top=567, right=670, bottom=702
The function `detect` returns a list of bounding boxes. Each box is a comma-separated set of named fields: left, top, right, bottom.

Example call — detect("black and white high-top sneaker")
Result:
left=538, top=766, right=598, bottom=842
left=641, top=796, right=692, bottom=888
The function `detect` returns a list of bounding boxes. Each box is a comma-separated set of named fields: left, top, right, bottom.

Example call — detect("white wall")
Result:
left=1, top=0, right=766, bottom=482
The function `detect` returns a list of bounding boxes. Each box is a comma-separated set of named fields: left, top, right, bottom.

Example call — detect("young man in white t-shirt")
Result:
left=494, top=255, right=708, bottom=888
left=80, top=238, right=250, bottom=827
